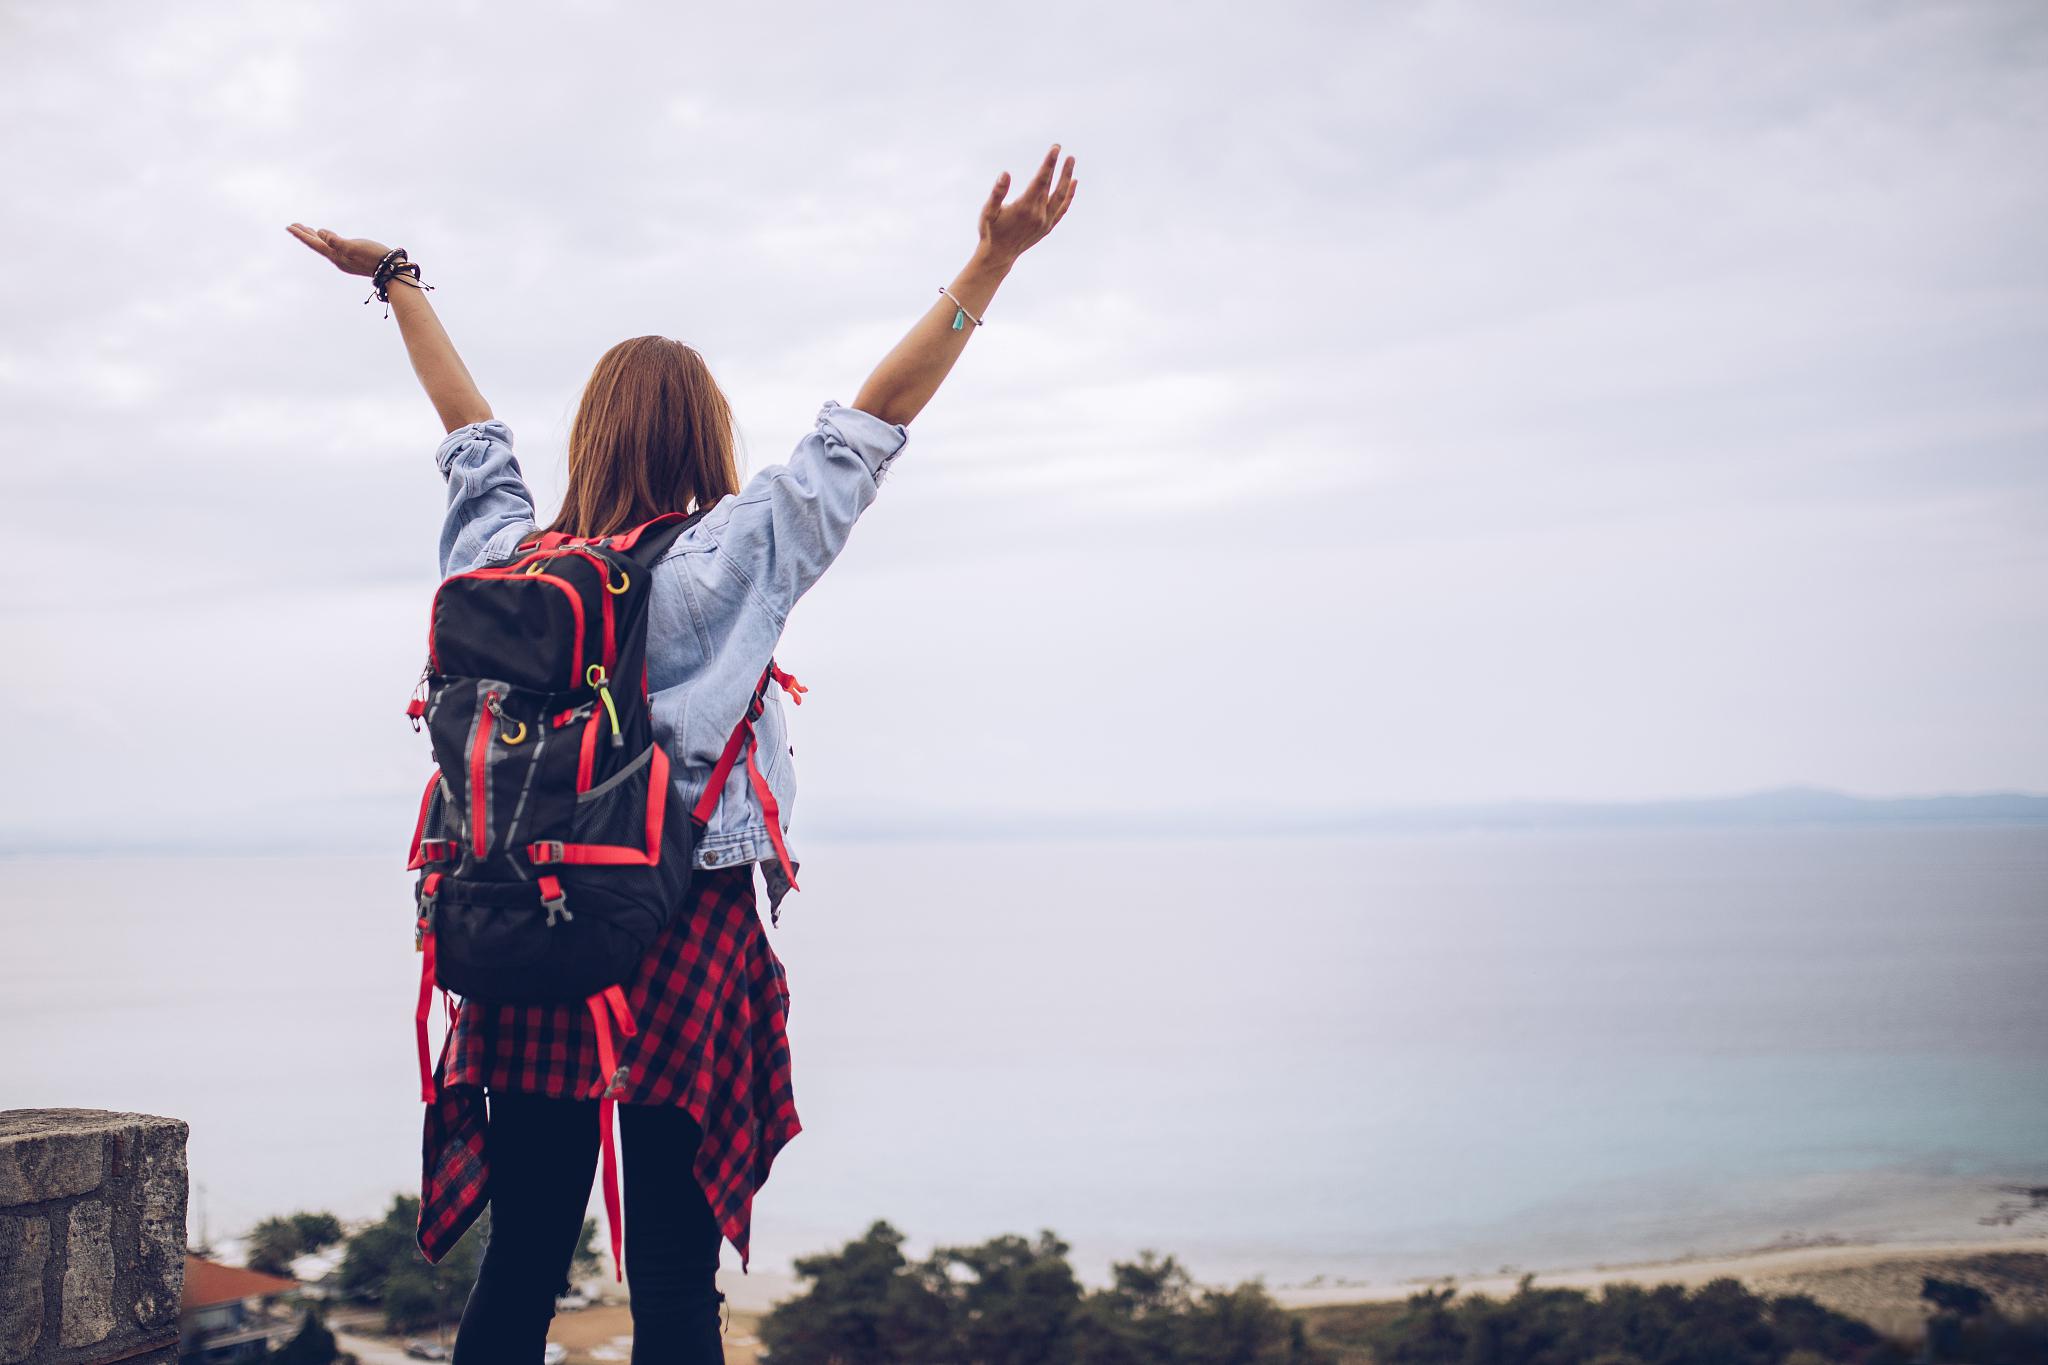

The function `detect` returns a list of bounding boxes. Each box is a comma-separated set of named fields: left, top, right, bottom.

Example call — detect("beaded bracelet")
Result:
left=366, top=248, right=434, bottom=317
left=939, top=284, right=984, bottom=331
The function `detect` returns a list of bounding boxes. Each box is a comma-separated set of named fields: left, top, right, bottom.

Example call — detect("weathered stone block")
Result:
left=0, top=1112, right=187, bottom=1361
left=0, top=1216, right=48, bottom=1364
left=0, top=1110, right=107, bottom=1207
left=61, top=1199, right=116, bottom=1346
left=131, top=1122, right=187, bottom=1330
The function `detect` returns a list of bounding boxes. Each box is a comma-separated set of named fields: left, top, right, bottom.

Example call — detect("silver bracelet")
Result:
left=939, top=285, right=984, bottom=331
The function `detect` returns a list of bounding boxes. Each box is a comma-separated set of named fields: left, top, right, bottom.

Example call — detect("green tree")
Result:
left=761, top=1222, right=1328, bottom=1365
left=1170, top=1281, right=1319, bottom=1365
left=289, top=1211, right=346, bottom=1252
left=246, top=1216, right=303, bottom=1277
left=931, top=1229, right=1084, bottom=1365
left=1920, top=1276, right=1988, bottom=1320
left=1371, top=1286, right=1465, bottom=1365
left=1354, top=1276, right=1898, bottom=1365
left=1918, top=1274, right=2048, bottom=1363
left=758, top=1220, right=953, bottom=1365
left=1072, top=1251, right=1195, bottom=1365
left=337, top=1195, right=418, bottom=1301
left=336, top=1194, right=489, bottom=1333
left=246, top=1209, right=347, bottom=1277
left=572, top=1216, right=603, bottom=1279
left=268, top=1306, right=341, bottom=1365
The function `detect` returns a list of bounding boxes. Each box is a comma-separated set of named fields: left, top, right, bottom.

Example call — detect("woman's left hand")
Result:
left=286, top=223, right=391, bottom=277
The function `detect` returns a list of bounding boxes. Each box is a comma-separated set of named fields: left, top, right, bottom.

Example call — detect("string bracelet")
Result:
left=367, top=248, right=434, bottom=318
left=939, top=284, right=984, bottom=331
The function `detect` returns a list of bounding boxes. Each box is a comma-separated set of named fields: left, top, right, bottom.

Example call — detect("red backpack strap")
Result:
left=692, top=664, right=804, bottom=893
left=606, top=511, right=695, bottom=553
left=692, top=670, right=770, bottom=825
left=413, top=874, right=444, bottom=1103
left=743, top=734, right=799, bottom=894
left=585, top=986, right=637, bottom=1282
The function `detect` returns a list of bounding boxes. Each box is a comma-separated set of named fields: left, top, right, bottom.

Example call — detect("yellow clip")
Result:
left=499, top=720, right=528, bottom=745
left=607, top=569, right=631, bottom=595
left=586, top=664, right=622, bottom=743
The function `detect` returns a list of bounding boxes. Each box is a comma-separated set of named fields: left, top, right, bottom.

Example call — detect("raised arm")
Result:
left=285, top=223, right=492, bottom=433
left=852, top=142, right=1078, bottom=427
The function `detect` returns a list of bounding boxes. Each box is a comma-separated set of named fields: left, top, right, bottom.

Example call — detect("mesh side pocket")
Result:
left=424, top=776, right=457, bottom=842
left=410, top=772, right=464, bottom=869
left=571, top=744, right=655, bottom=852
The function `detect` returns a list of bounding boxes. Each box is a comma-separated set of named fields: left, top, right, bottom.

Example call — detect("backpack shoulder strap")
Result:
left=610, top=510, right=708, bottom=568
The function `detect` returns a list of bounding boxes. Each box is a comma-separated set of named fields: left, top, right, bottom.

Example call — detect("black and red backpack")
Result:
left=402, top=511, right=800, bottom=1273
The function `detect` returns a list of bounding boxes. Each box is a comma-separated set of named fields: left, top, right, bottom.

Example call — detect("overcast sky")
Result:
left=3, top=0, right=2045, bottom=849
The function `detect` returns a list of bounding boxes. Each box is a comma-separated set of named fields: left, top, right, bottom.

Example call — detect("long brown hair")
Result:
left=544, top=336, right=742, bottom=538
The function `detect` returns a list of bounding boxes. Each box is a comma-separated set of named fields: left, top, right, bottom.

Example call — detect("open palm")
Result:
left=979, top=143, right=1078, bottom=263
left=286, top=223, right=391, bottom=277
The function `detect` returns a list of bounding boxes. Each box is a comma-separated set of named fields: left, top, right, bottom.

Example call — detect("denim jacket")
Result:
left=433, top=399, right=910, bottom=905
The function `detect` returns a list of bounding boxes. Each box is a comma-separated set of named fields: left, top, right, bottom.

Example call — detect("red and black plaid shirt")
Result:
left=415, top=865, right=801, bottom=1272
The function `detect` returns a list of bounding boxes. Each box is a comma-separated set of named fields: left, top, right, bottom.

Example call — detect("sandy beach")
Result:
left=1275, top=1235, right=2048, bottom=1342
left=543, top=1303, right=770, bottom=1364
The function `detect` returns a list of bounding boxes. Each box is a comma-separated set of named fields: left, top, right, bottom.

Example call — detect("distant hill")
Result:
left=5, top=786, right=2046, bottom=857
left=801, top=785, right=2048, bottom=841
left=1317, top=785, right=2048, bottom=833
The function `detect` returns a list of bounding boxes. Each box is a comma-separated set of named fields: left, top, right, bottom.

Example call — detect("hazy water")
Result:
left=3, top=826, right=2044, bottom=1288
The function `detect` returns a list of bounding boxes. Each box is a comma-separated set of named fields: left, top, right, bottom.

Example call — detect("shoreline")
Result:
left=678, top=1229, right=2048, bottom=1317
left=1267, top=1232, right=2048, bottom=1310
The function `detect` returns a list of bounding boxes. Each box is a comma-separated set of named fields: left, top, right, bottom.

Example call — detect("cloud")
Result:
left=2, top=0, right=2045, bottom=846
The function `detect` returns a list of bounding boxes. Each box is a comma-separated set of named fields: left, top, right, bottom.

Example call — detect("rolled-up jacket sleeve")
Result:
left=436, top=419, right=539, bottom=576
left=711, top=399, right=909, bottom=624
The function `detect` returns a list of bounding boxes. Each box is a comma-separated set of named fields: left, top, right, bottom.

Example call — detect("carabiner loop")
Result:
left=586, top=665, right=623, bottom=747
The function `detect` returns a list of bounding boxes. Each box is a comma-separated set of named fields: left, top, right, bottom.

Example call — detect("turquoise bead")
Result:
left=952, top=309, right=966, bottom=330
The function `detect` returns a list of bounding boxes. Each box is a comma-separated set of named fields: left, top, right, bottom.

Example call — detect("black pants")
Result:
left=451, top=1091, right=727, bottom=1364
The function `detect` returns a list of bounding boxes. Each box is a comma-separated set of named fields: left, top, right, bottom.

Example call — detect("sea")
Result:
left=3, top=824, right=2045, bottom=1293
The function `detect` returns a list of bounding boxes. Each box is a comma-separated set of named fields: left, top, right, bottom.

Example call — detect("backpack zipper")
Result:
left=470, top=691, right=501, bottom=858
left=499, top=709, right=550, bottom=870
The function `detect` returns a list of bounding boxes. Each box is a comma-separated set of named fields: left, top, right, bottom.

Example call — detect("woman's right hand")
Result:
left=850, top=145, right=1078, bottom=426
left=977, top=143, right=1078, bottom=265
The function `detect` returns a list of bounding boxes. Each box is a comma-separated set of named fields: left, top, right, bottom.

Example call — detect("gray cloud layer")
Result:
left=3, top=0, right=2044, bottom=846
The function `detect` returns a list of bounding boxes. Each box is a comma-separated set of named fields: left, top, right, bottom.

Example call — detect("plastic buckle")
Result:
left=414, top=876, right=442, bottom=948
left=543, top=890, right=573, bottom=927
left=530, top=840, right=565, bottom=865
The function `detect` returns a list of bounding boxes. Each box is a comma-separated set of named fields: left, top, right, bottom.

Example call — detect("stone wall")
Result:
left=0, top=1111, right=187, bottom=1365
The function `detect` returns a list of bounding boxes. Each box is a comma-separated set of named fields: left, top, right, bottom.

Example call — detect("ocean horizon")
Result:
left=7, top=784, right=2046, bottom=859
left=3, top=822, right=2044, bottom=1290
